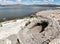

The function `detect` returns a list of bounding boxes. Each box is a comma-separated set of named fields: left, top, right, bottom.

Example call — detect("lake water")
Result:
left=0, top=6, right=60, bottom=20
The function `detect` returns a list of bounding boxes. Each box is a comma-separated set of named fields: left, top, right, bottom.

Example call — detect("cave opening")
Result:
left=40, top=21, right=49, bottom=33
left=35, top=21, right=49, bottom=33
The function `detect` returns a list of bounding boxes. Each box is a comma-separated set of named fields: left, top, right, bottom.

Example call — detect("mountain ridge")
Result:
left=0, top=4, right=60, bottom=7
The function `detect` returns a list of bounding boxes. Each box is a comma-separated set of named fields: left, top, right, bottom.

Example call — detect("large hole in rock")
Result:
left=35, top=21, right=49, bottom=33
left=40, top=21, right=49, bottom=33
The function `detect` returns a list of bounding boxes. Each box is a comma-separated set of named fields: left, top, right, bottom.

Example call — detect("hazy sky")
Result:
left=0, top=0, right=60, bottom=5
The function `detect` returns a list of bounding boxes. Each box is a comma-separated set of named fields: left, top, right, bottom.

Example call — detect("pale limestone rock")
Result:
left=49, top=38, right=60, bottom=44
left=0, top=19, right=30, bottom=44
left=0, top=10, right=60, bottom=44
left=18, top=16, right=60, bottom=44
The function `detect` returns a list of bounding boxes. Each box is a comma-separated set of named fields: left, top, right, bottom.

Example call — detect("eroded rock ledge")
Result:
left=0, top=10, right=60, bottom=44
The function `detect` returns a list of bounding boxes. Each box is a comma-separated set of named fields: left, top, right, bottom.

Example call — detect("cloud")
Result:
left=0, top=0, right=22, bottom=5
left=0, top=0, right=59, bottom=5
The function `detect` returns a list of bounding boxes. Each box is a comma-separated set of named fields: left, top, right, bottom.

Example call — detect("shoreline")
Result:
left=0, top=9, right=60, bottom=22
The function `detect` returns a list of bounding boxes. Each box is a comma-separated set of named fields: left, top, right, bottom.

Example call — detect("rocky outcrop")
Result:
left=0, top=10, right=60, bottom=44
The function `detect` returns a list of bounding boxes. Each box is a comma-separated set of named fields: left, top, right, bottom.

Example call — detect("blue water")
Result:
left=0, top=6, right=60, bottom=20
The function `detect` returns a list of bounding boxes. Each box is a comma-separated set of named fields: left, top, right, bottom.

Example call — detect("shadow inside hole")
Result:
left=16, top=39, right=20, bottom=44
left=35, top=21, right=49, bottom=33
left=42, top=41, right=49, bottom=44
left=25, top=21, right=31, bottom=26
left=40, top=21, right=49, bottom=33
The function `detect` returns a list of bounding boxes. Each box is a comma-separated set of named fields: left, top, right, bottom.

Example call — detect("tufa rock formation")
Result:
left=0, top=10, right=60, bottom=44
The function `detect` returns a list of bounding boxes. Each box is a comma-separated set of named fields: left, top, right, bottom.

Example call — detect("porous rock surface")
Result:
left=0, top=10, right=60, bottom=44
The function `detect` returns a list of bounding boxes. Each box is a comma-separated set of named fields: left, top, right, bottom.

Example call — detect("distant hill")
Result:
left=29, top=4, right=60, bottom=7
left=0, top=4, right=60, bottom=7
left=0, top=4, right=24, bottom=7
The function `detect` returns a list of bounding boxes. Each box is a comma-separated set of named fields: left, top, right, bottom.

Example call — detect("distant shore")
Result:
left=0, top=4, right=60, bottom=7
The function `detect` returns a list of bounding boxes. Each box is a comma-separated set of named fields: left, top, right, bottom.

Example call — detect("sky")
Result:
left=0, top=0, right=60, bottom=5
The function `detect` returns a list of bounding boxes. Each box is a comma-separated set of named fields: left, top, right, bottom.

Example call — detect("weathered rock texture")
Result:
left=0, top=10, right=60, bottom=44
